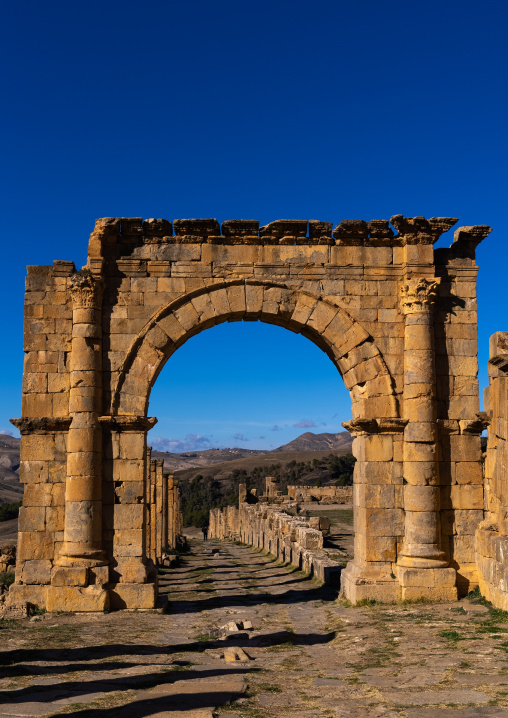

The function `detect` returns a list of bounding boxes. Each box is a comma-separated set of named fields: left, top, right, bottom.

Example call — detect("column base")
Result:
left=341, top=561, right=400, bottom=604
left=57, top=545, right=108, bottom=569
left=396, top=565, right=458, bottom=602
left=397, top=543, right=449, bottom=569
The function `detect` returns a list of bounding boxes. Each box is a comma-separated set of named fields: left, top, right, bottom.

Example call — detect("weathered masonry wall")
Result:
left=209, top=503, right=342, bottom=585
left=9, top=215, right=493, bottom=611
left=287, top=485, right=353, bottom=504
left=476, top=333, right=508, bottom=608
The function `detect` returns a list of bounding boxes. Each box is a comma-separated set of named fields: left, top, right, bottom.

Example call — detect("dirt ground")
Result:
left=1, top=535, right=508, bottom=717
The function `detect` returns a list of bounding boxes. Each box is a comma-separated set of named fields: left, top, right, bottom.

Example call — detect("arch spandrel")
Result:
left=111, top=280, right=399, bottom=420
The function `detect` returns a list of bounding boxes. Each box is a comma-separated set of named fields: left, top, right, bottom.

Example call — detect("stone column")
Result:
left=149, top=460, right=157, bottom=563
left=398, top=277, right=448, bottom=569
left=162, top=472, right=169, bottom=553
left=59, top=273, right=106, bottom=568
left=167, top=474, right=175, bottom=549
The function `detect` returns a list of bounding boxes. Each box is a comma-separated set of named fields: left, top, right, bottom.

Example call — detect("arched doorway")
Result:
left=108, top=281, right=404, bottom=604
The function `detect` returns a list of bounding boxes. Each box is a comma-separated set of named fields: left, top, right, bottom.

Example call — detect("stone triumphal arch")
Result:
left=9, top=215, right=494, bottom=611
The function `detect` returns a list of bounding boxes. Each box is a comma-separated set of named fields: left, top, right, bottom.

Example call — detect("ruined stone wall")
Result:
left=209, top=502, right=342, bottom=585
left=287, top=485, right=353, bottom=504
left=476, top=333, right=508, bottom=608
left=10, top=215, right=491, bottom=610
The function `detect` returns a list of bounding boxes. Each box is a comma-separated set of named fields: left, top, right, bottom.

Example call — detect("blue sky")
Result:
left=1, top=1, right=507, bottom=450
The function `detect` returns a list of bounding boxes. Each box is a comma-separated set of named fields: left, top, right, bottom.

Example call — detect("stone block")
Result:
left=355, top=533, right=397, bottom=562
left=441, top=509, right=484, bottom=535
left=46, top=506, right=65, bottom=531
left=451, top=534, right=477, bottom=563
left=18, top=506, right=46, bottom=532
left=354, top=435, right=393, bottom=462
left=397, top=566, right=456, bottom=588
left=400, top=585, right=458, bottom=601
left=354, top=507, right=404, bottom=537
left=50, top=566, right=89, bottom=587
left=354, top=460, right=403, bottom=486
left=112, top=558, right=148, bottom=584
left=7, top=584, right=48, bottom=610
left=441, top=485, right=484, bottom=510
left=113, top=529, right=144, bottom=557
left=109, top=582, right=156, bottom=609
left=455, top=461, right=483, bottom=484
left=21, top=560, right=52, bottom=585
left=113, top=504, right=144, bottom=530
left=354, top=484, right=395, bottom=508
left=443, top=434, right=482, bottom=462
left=23, top=483, right=53, bottom=507
left=20, top=434, right=56, bottom=462
left=47, top=585, right=109, bottom=612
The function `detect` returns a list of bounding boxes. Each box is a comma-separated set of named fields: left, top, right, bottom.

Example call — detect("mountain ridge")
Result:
left=0, top=430, right=353, bottom=503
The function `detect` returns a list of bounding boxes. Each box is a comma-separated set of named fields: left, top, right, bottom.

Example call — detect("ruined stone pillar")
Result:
left=398, top=277, right=449, bottom=570
left=162, top=472, right=169, bottom=553
left=59, top=273, right=106, bottom=569
left=144, top=446, right=152, bottom=563
left=149, top=460, right=157, bottom=563
left=167, top=474, right=174, bottom=549
left=155, top=460, right=164, bottom=562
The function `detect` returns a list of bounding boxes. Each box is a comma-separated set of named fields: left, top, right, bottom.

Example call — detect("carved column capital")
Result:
left=400, top=277, right=440, bottom=314
left=69, top=272, right=103, bottom=310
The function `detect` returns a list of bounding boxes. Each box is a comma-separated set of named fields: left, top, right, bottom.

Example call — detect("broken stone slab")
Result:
left=223, top=646, right=251, bottom=662
left=217, top=620, right=240, bottom=634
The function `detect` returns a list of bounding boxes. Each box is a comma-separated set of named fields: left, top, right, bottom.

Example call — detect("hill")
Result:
left=150, top=447, right=267, bottom=472
left=0, top=431, right=354, bottom=512
left=273, top=431, right=352, bottom=453
left=153, top=431, right=353, bottom=474
left=0, top=435, right=22, bottom=504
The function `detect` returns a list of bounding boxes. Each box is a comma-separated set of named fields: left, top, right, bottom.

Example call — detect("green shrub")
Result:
left=0, top=572, right=15, bottom=587
left=0, top=502, right=21, bottom=522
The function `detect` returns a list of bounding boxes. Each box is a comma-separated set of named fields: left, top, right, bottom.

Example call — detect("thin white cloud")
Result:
left=151, top=434, right=214, bottom=453
left=293, top=419, right=317, bottom=428
left=232, top=433, right=249, bottom=442
left=271, top=424, right=280, bottom=432
left=0, top=430, right=13, bottom=436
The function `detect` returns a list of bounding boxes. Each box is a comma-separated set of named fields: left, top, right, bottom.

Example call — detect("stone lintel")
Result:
left=453, top=225, right=492, bottom=249
left=10, top=417, right=72, bottom=434
left=342, top=418, right=407, bottom=436
left=98, top=415, right=158, bottom=432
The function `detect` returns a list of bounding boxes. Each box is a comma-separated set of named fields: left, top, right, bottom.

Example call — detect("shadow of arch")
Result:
left=111, top=279, right=399, bottom=419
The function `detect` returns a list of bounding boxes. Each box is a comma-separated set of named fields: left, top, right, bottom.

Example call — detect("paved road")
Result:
left=1, top=538, right=508, bottom=717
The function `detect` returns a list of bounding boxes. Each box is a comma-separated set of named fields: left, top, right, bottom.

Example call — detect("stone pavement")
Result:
left=2, top=538, right=508, bottom=717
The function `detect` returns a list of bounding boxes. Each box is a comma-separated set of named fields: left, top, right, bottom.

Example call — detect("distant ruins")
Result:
left=209, top=488, right=342, bottom=585
left=9, top=213, right=508, bottom=611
